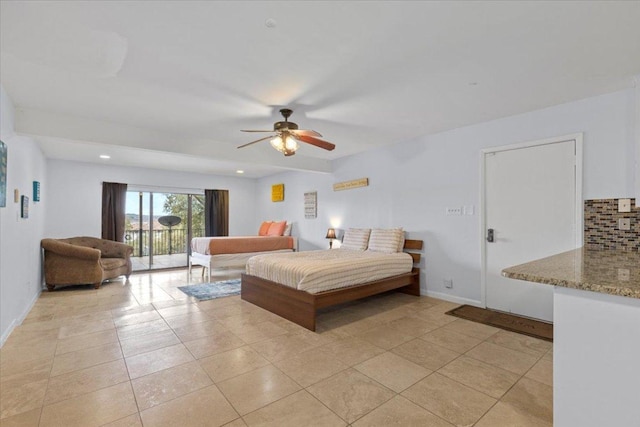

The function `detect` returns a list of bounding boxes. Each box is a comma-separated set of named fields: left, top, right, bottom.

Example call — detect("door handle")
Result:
left=486, top=228, right=495, bottom=243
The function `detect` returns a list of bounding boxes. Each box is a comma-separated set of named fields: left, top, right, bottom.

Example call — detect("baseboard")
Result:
left=0, top=288, right=42, bottom=347
left=0, top=319, right=17, bottom=347
left=423, top=290, right=482, bottom=307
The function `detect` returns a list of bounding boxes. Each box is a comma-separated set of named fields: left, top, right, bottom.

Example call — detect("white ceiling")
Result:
left=2, top=1, right=640, bottom=177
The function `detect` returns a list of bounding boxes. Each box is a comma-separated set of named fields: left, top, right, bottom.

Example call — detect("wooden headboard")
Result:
left=403, top=239, right=423, bottom=265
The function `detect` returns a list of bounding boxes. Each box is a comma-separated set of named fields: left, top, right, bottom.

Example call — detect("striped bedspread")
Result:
left=245, top=249, right=413, bottom=294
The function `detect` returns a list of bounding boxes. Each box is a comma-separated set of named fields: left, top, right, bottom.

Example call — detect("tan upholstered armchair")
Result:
left=41, top=237, right=133, bottom=291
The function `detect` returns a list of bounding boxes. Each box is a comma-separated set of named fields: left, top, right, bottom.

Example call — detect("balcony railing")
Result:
left=124, top=228, right=205, bottom=257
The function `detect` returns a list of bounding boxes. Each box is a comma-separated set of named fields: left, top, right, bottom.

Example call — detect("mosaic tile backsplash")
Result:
left=584, top=199, right=639, bottom=251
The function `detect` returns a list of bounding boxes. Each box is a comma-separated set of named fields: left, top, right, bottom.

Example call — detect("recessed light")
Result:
left=265, top=18, right=277, bottom=28
left=468, top=82, right=479, bottom=86
left=236, top=170, right=244, bottom=174
left=99, top=154, right=111, bottom=159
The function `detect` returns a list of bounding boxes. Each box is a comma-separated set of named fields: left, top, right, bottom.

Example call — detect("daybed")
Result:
left=41, top=236, right=133, bottom=291
left=189, top=221, right=296, bottom=281
left=241, top=228, right=423, bottom=331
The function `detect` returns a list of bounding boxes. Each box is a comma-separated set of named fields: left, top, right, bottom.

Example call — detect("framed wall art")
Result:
left=271, top=183, right=284, bottom=202
left=333, top=177, right=369, bottom=191
left=21, top=195, right=29, bottom=219
left=304, top=191, right=317, bottom=219
left=0, top=141, right=6, bottom=208
left=33, top=181, right=41, bottom=202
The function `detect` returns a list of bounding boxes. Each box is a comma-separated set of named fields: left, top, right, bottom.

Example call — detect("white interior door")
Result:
left=483, top=138, right=579, bottom=322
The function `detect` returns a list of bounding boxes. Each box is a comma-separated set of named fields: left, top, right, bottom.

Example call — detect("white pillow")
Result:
left=283, top=223, right=292, bottom=236
left=341, top=228, right=371, bottom=251
left=368, top=228, right=404, bottom=253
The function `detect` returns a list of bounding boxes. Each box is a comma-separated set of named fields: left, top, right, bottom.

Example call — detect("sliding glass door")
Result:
left=125, top=190, right=205, bottom=271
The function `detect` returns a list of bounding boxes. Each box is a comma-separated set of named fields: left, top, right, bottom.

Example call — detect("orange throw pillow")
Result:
left=267, top=221, right=286, bottom=236
left=258, top=221, right=272, bottom=236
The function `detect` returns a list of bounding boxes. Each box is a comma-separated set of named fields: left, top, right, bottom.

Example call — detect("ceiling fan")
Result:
left=238, top=108, right=336, bottom=156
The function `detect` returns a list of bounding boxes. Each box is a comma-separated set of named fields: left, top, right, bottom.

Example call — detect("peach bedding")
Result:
left=190, top=236, right=294, bottom=255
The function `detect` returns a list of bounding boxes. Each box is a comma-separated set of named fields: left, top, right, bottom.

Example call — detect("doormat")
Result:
left=178, top=279, right=241, bottom=301
left=445, top=305, right=553, bottom=342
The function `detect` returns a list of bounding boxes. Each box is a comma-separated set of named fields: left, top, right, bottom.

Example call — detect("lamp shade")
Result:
left=270, top=136, right=284, bottom=151
left=270, top=134, right=299, bottom=156
left=325, top=228, right=336, bottom=239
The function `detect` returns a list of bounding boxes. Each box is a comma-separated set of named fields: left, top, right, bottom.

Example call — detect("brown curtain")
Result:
left=101, top=182, right=128, bottom=242
left=204, top=189, right=229, bottom=237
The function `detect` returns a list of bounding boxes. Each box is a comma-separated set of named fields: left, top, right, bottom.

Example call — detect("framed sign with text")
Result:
left=333, top=177, right=369, bottom=191
left=304, top=191, right=317, bottom=219
left=21, top=195, right=29, bottom=219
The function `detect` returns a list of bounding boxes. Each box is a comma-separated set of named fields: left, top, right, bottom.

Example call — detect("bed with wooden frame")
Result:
left=241, top=239, right=423, bottom=331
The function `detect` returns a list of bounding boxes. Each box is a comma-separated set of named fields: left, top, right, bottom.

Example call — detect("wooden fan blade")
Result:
left=237, top=135, right=275, bottom=149
left=291, top=129, right=322, bottom=137
left=294, top=134, right=336, bottom=151
left=241, top=130, right=274, bottom=133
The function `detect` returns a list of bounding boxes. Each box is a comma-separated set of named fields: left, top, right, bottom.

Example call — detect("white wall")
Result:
left=257, top=89, right=636, bottom=304
left=0, top=86, right=47, bottom=345
left=45, top=160, right=258, bottom=239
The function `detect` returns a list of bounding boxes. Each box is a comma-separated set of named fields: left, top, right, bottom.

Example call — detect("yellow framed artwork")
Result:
left=271, top=183, right=284, bottom=202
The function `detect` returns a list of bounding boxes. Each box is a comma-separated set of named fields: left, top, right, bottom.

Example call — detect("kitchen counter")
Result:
left=502, top=247, right=639, bottom=299
left=502, top=248, right=640, bottom=427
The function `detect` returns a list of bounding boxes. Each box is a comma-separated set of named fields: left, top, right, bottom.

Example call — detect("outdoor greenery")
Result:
left=163, top=194, right=205, bottom=232
left=124, top=193, right=206, bottom=256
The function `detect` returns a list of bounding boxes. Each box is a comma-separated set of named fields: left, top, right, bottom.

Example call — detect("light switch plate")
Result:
left=445, top=207, right=462, bottom=216
left=618, top=198, right=631, bottom=213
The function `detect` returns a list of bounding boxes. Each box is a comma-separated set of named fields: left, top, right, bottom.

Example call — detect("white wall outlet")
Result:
left=444, top=278, right=453, bottom=288
left=619, top=218, right=631, bottom=231
left=463, top=205, right=475, bottom=215
left=618, top=198, right=631, bottom=213
left=445, top=207, right=462, bottom=216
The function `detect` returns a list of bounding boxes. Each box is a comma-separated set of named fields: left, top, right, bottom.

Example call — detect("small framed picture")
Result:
left=0, top=141, right=6, bottom=208
left=21, top=195, right=29, bottom=219
left=271, top=183, right=284, bottom=202
left=304, top=191, right=317, bottom=219
left=33, top=181, right=40, bottom=202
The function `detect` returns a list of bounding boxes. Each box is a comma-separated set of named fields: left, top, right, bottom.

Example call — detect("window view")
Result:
left=125, top=191, right=205, bottom=271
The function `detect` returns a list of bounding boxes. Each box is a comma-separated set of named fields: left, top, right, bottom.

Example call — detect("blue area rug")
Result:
left=178, top=278, right=241, bottom=301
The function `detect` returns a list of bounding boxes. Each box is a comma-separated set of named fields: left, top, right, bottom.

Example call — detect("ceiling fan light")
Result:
left=284, top=136, right=299, bottom=151
left=270, top=136, right=284, bottom=151
left=239, top=109, right=334, bottom=155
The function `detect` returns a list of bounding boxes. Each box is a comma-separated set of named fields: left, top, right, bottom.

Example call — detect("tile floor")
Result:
left=0, top=269, right=553, bottom=426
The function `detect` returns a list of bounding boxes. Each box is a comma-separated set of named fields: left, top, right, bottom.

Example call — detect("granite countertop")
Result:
left=502, top=248, right=640, bottom=299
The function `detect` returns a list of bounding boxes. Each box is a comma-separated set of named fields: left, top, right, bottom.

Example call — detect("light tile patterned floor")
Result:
left=0, top=269, right=553, bottom=426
